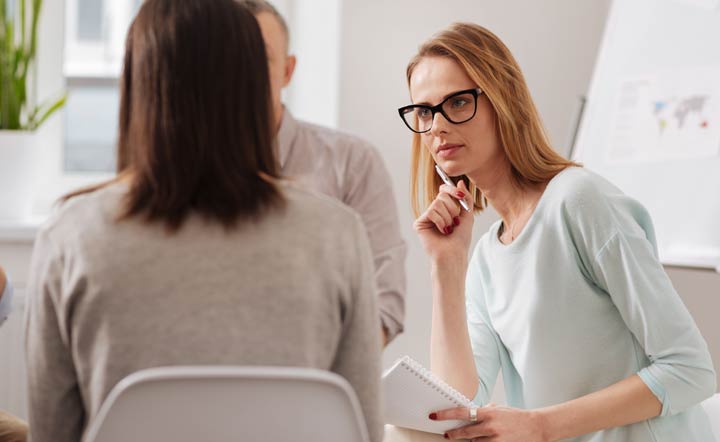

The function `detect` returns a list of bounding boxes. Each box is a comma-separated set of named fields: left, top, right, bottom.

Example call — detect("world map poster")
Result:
left=606, top=68, right=720, bottom=164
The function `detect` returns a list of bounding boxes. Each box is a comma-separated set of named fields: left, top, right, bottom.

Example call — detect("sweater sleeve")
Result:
left=330, top=214, right=383, bottom=442
left=592, top=230, right=716, bottom=416
left=466, top=247, right=503, bottom=405
left=25, top=229, right=85, bottom=442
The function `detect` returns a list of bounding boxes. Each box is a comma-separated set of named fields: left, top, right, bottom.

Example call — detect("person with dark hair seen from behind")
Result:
left=238, top=0, right=407, bottom=347
left=0, top=266, right=28, bottom=442
left=23, top=2, right=382, bottom=442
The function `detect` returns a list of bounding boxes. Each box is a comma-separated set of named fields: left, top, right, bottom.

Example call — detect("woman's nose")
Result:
left=429, top=111, right=451, bottom=136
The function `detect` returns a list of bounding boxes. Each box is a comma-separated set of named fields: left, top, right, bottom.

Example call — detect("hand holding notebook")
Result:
left=382, top=356, right=476, bottom=434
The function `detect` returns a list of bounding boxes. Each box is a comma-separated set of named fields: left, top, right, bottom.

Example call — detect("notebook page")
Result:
left=382, top=356, right=475, bottom=434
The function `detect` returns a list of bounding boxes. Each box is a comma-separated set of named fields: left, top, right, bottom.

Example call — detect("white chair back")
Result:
left=83, top=366, right=370, bottom=442
left=703, top=393, right=720, bottom=439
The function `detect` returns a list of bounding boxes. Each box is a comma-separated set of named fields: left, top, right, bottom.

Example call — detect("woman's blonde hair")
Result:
left=407, top=23, right=578, bottom=216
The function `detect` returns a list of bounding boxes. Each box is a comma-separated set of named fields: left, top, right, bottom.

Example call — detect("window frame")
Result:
left=48, top=0, right=135, bottom=203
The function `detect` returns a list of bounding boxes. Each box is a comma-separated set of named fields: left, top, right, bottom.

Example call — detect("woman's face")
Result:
left=409, top=56, right=504, bottom=181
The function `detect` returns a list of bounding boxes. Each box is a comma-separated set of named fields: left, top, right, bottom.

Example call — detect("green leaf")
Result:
left=0, top=0, right=64, bottom=131
left=27, top=92, right=67, bottom=130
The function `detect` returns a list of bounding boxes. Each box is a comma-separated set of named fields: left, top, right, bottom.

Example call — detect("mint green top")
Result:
left=466, top=167, right=716, bottom=441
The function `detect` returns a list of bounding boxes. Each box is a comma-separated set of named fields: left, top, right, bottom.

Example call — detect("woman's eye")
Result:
left=451, top=98, right=469, bottom=108
left=417, top=108, right=432, bottom=119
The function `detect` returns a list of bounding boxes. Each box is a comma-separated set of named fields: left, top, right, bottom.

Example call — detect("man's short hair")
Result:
left=238, top=0, right=290, bottom=47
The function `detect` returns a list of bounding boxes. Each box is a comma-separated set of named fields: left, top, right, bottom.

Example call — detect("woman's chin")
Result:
left=438, top=161, right=465, bottom=178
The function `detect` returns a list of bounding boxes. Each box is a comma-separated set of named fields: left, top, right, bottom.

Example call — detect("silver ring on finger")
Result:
left=469, top=406, right=478, bottom=422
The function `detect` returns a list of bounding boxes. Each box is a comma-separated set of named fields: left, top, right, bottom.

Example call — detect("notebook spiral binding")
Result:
left=400, top=356, right=473, bottom=407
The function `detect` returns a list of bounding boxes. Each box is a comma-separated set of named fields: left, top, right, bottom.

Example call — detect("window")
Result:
left=61, top=0, right=336, bottom=173
left=63, top=0, right=140, bottom=172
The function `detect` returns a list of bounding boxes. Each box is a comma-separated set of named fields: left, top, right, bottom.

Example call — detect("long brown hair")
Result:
left=407, top=23, right=578, bottom=216
left=65, top=0, right=283, bottom=230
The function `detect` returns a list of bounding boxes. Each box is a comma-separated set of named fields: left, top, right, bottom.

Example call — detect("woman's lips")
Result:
left=437, top=144, right=462, bottom=159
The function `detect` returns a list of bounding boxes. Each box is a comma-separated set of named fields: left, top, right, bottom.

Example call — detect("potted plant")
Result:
left=0, top=0, right=66, bottom=220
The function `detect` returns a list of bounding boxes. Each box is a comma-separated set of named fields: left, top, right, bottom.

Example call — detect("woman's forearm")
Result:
left=430, top=257, right=479, bottom=399
left=538, top=374, right=662, bottom=441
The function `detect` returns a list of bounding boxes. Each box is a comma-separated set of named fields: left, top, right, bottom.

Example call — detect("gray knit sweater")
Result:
left=25, top=182, right=382, bottom=442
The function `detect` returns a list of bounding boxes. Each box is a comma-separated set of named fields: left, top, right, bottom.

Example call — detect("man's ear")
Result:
left=0, top=266, right=6, bottom=295
left=283, top=55, right=297, bottom=87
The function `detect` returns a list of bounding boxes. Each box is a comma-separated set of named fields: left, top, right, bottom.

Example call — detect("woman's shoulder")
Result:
left=544, top=167, right=655, bottom=248
left=39, top=182, right=127, bottom=245
left=546, top=167, right=619, bottom=204
left=542, top=166, right=637, bottom=221
left=42, top=180, right=363, bottom=239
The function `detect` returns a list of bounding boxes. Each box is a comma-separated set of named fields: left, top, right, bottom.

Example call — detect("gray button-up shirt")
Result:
left=277, top=110, right=407, bottom=341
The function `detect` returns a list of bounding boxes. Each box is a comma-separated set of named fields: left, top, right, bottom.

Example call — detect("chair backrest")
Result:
left=83, top=366, right=371, bottom=442
left=703, top=393, right=720, bottom=439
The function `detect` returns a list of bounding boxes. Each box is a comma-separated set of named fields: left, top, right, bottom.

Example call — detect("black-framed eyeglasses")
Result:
left=398, top=88, right=483, bottom=134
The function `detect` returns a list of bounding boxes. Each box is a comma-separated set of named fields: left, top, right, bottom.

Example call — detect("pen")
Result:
left=435, top=165, right=471, bottom=212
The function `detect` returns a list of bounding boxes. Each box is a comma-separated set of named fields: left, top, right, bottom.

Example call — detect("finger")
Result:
left=445, top=422, right=495, bottom=440
left=433, top=406, right=493, bottom=422
left=425, top=206, right=452, bottom=234
left=430, top=198, right=455, bottom=231
left=439, top=183, right=469, bottom=207
left=436, top=193, right=462, bottom=222
left=456, top=180, right=475, bottom=212
left=414, top=208, right=452, bottom=235
left=431, top=406, right=471, bottom=421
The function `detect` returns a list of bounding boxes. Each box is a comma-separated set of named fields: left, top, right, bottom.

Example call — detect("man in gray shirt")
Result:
left=241, top=1, right=407, bottom=345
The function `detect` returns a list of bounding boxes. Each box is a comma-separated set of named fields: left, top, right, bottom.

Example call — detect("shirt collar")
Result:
left=276, top=107, right=299, bottom=168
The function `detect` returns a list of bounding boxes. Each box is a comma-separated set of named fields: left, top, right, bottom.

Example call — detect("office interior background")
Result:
left=1, top=0, right=719, bottom=419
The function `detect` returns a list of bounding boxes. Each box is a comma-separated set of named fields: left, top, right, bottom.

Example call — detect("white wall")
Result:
left=285, top=0, right=342, bottom=128
left=665, top=267, right=720, bottom=390
left=34, top=0, right=65, bottom=108
left=31, top=0, right=66, bottom=214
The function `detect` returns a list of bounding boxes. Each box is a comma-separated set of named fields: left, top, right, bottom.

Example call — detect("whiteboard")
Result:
left=573, top=0, right=720, bottom=271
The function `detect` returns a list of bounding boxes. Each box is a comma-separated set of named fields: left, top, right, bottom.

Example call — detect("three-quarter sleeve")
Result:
left=25, top=229, right=85, bottom=442
left=465, top=249, right=503, bottom=405
left=330, top=214, right=383, bottom=442
left=591, top=230, right=716, bottom=416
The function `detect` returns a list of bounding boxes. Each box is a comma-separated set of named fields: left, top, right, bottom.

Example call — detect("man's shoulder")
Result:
left=295, top=119, right=378, bottom=156
left=280, top=182, right=365, bottom=229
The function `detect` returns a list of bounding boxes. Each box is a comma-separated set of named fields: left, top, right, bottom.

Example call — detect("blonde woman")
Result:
left=398, top=23, right=716, bottom=441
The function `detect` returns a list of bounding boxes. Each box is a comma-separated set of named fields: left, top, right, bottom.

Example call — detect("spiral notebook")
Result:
left=382, top=356, right=475, bottom=434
